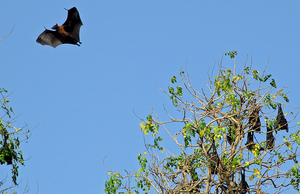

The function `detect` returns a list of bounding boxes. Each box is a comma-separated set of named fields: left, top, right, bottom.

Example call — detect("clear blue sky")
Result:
left=0, top=1, right=299, bottom=193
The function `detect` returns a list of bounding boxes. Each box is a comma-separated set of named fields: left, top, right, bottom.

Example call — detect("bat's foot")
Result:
left=76, top=41, right=82, bottom=46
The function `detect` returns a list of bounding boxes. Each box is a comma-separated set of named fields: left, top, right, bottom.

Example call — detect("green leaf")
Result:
left=176, top=86, right=183, bottom=97
left=225, top=51, right=238, bottom=59
left=169, top=87, right=175, bottom=94
left=270, top=79, right=277, bottom=88
left=171, top=76, right=177, bottom=83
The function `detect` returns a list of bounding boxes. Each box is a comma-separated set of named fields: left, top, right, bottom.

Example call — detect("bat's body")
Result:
left=36, top=7, right=83, bottom=48
left=240, top=169, right=249, bottom=194
left=266, top=121, right=275, bottom=150
left=245, top=131, right=254, bottom=150
left=276, top=103, right=288, bottom=132
left=249, top=108, right=261, bottom=132
left=209, top=140, right=219, bottom=175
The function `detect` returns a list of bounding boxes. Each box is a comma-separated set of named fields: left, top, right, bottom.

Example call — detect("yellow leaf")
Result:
left=245, top=161, right=249, bottom=168
left=257, top=175, right=261, bottom=179
left=248, top=174, right=254, bottom=181
left=286, top=142, right=292, bottom=150
left=254, top=169, right=259, bottom=176
left=108, top=171, right=112, bottom=175
left=200, top=130, right=204, bottom=138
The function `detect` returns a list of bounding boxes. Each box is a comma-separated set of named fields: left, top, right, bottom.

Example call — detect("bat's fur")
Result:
left=36, top=7, right=83, bottom=48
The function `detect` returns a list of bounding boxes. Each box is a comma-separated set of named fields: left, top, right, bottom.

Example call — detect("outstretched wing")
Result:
left=62, top=7, right=83, bottom=42
left=36, top=29, right=79, bottom=48
left=36, top=30, right=63, bottom=48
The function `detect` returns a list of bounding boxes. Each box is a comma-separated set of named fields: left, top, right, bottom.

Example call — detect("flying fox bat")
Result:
left=248, top=100, right=261, bottom=132
left=226, top=133, right=233, bottom=145
left=266, top=119, right=275, bottom=150
left=226, top=117, right=240, bottom=145
left=226, top=125, right=235, bottom=145
left=245, top=131, right=254, bottom=151
left=249, top=108, right=261, bottom=132
left=210, top=142, right=219, bottom=174
left=245, top=131, right=263, bottom=151
left=240, top=169, right=249, bottom=194
left=276, top=103, right=288, bottom=132
left=36, top=7, right=83, bottom=48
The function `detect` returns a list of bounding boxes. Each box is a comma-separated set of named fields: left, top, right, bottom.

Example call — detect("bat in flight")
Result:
left=36, top=7, right=83, bottom=48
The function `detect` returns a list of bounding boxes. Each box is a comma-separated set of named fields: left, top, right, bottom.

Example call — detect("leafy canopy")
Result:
left=105, top=52, right=300, bottom=194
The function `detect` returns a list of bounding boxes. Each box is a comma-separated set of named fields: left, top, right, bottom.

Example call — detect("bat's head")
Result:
left=52, top=24, right=59, bottom=30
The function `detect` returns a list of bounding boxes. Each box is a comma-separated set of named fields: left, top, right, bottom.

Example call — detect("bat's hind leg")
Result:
left=76, top=41, right=82, bottom=46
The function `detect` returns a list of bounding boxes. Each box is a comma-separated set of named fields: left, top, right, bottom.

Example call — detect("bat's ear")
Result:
left=52, top=24, right=59, bottom=30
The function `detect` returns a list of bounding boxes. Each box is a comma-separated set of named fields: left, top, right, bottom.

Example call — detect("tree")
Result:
left=0, top=28, right=35, bottom=194
left=105, top=51, right=300, bottom=193
left=0, top=88, right=34, bottom=193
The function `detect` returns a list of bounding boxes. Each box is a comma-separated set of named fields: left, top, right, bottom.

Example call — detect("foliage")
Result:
left=105, top=52, right=300, bottom=193
left=0, top=88, right=32, bottom=193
